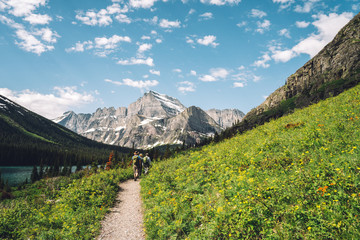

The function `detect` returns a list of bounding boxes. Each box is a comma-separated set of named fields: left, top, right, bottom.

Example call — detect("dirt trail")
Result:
left=98, top=179, right=145, bottom=240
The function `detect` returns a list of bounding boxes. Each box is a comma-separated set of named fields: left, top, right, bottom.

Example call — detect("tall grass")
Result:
left=141, top=84, right=360, bottom=239
left=0, top=167, right=133, bottom=239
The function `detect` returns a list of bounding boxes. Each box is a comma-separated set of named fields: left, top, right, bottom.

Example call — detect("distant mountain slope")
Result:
left=54, top=91, right=243, bottom=148
left=246, top=12, right=360, bottom=122
left=0, top=95, right=131, bottom=166
left=206, top=109, right=245, bottom=128
left=227, top=12, right=360, bottom=136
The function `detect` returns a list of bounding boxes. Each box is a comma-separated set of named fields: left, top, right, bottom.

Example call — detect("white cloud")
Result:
left=186, top=36, right=194, bottom=44
left=188, top=9, right=196, bottom=15
left=250, top=9, right=267, bottom=18
left=190, top=70, right=197, bottom=76
left=232, top=69, right=260, bottom=87
left=95, top=35, right=131, bottom=48
left=199, top=68, right=229, bottom=82
left=117, top=57, right=155, bottom=66
left=200, top=0, right=241, bottom=6
left=233, top=82, right=245, bottom=88
left=0, top=1, right=59, bottom=55
left=105, top=78, right=159, bottom=89
left=296, top=20, right=310, bottom=28
left=115, top=14, right=131, bottom=24
left=0, top=87, right=94, bottom=119
left=178, top=81, right=195, bottom=93
left=265, top=12, right=353, bottom=64
left=141, top=35, right=151, bottom=40
left=173, top=68, right=182, bottom=73
left=294, top=0, right=320, bottom=13
left=66, top=35, right=130, bottom=56
left=15, top=28, right=55, bottom=55
left=34, top=27, right=59, bottom=43
left=23, top=13, right=52, bottom=25
left=352, top=4, right=360, bottom=11
left=129, top=0, right=157, bottom=8
left=138, top=43, right=152, bottom=53
left=199, top=12, right=213, bottom=20
left=272, top=0, right=293, bottom=3
left=271, top=49, right=296, bottom=62
left=256, top=19, right=271, bottom=34
left=66, top=40, right=93, bottom=52
left=155, top=39, right=162, bottom=44
left=272, top=12, right=353, bottom=62
left=150, top=69, right=160, bottom=76
left=76, top=10, right=112, bottom=26
left=253, top=53, right=271, bottom=68
left=199, top=75, right=217, bottom=82
left=197, top=35, right=219, bottom=47
left=279, top=28, right=291, bottom=38
left=3, top=0, right=46, bottom=17
left=236, top=21, right=247, bottom=27
left=75, top=3, right=129, bottom=26
left=272, top=0, right=294, bottom=9
left=159, top=19, right=181, bottom=28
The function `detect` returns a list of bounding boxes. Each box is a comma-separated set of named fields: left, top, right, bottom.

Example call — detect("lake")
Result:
left=0, top=166, right=80, bottom=187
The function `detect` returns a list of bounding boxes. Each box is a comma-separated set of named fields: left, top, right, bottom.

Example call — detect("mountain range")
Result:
left=54, top=91, right=244, bottom=149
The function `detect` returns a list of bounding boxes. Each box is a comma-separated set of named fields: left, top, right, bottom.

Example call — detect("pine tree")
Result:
left=0, top=170, right=3, bottom=190
left=30, top=165, right=39, bottom=183
left=4, top=180, right=11, bottom=193
left=39, top=161, right=44, bottom=179
left=76, top=160, right=82, bottom=172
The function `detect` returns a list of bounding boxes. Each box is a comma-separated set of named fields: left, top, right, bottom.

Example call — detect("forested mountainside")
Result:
left=0, top=95, right=131, bottom=166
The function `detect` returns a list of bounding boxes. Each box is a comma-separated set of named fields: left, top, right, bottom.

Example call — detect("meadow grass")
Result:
left=141, top=84, right=360, bottom=239
left=0, top=167, right=133, bottom=239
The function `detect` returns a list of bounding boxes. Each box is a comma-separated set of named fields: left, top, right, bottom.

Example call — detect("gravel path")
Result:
left=97, top=179, right=145, bottom=240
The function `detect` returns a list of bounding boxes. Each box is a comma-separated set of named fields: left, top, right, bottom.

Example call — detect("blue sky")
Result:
left=0, top=0, right=359, bottom=119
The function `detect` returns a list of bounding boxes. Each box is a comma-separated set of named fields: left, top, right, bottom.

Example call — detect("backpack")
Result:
left=143, top=156, right=150, bottom=167
left=132, top=155, right=140, bottom=166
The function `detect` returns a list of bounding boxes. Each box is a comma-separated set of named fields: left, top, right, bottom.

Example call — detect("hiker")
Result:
left=138, top=153, right=144, bottom=177
left=143, top=153, right=152, bottom=175
left=131, top=152, right=141, bottom=181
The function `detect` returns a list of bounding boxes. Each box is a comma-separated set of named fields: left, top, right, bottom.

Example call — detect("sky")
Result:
left=0, top=0, right=359, bottom=119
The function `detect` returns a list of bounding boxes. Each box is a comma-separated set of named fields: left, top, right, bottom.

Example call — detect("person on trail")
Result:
left=143, top=153, right=152, bottom=175
left=138, top=153, right=144, bottom=177
left=131, top=152, right=141, bottom=181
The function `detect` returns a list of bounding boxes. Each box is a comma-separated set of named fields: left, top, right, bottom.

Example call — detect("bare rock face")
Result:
left=206, top=109, right=245, bottom=129
left=246, top=12, right=360, bottom=118
left=54, top=91, right=242, bottom=149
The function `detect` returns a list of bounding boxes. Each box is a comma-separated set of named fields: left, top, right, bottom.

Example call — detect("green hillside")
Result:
left=0, top=95, right=132, bottom=166
left=141, top=84, right=360, bottom=239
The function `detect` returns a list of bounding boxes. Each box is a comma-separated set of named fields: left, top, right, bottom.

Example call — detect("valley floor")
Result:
left=98, top=179, right=145, bottom=240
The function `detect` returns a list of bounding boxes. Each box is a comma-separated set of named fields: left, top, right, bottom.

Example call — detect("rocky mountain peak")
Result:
left=54, top=91, right=243, bottom=148
left=206, top=108, right=245, bottom=128
left=127, top=90, right=186, bottom=118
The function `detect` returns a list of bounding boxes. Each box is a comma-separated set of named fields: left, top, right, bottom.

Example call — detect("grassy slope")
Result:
left=141, top=84, right=360, bottom=239
left=0, top=167, right=133, bottom=239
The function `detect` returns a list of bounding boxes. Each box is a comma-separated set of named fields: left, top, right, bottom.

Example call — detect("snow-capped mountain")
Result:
left=53, top=91, right=243, bottom=148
